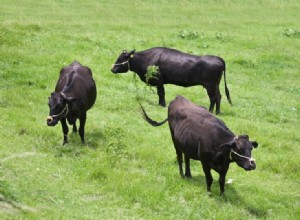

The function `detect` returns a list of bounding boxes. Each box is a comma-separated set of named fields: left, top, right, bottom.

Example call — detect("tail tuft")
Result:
left=223, top=64, right=232, bottom=105
left=225, top=87, right=232, bottom=105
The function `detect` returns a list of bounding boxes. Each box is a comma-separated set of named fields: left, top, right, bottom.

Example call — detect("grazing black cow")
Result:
left=46, top=61, right=97, bottom=145
left=140, top=96, right=258, bottom=195
left=111, top=47, right=231, bottom=114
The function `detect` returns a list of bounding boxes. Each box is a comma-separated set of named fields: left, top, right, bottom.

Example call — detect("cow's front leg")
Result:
left=157, top=85, right=166, bottom=107
left=219, top=166, right=229, bottom=196
left=61, top=117, right=69, bottom=145
left=201, top=162, right=213, bottom=193
left=79, top=112, right=86, bottom=144
left=72, top=120, right=78, bottom=133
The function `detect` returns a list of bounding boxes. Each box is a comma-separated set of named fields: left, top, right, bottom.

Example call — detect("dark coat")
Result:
left=47, top=61, right=96, bottom=144
left=141, top=96, right=258, bottom=195
left=112, top=47, right=231, bottom=114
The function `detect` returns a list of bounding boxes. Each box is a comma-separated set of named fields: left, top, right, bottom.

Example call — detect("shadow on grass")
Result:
left=85, top=129, right=106, bottom=149
left=53, top=129, right=105, bottom=157
left=183, top=173, right=268, bottom=219
left=224, top=188, right=268, bottom=219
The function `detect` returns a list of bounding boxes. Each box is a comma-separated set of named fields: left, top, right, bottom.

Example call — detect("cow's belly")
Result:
left=163, top=69, right=206, bottom=87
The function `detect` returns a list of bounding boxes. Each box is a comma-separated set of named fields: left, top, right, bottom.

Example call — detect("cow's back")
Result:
left=168, top=96, right=233, bottom=152
left=55, top=62, right=96, bottom=110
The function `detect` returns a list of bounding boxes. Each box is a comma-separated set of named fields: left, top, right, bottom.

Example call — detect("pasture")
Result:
left=0, top=0, right=299, bottom=219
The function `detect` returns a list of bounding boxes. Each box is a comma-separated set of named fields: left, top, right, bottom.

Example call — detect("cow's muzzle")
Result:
left=244, top=160, right=256, bottom=171
left=230, top=149, right=256, bottom=171
left=111, top=60, right=130, bottom=74
left=46, top=104, right=69, bottom=126
left=46, top=116, right=58, bottom=126
left=111, top=66, right=117, bottom=73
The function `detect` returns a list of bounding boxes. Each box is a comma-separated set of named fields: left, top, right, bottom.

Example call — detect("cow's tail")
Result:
left=140, top=104, right=168, bottom=126
left=223, top=63, right=232, bottom=105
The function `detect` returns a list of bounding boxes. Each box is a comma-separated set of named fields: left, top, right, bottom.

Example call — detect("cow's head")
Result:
left=111, top=49, right=135, bottom=73
left=46, top=92, right=76, bottom=126
left=220, top=135, right=258, bottom=171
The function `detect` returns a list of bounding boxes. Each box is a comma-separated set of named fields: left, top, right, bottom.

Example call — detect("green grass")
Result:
left=1, top=0, right=299, bottom=219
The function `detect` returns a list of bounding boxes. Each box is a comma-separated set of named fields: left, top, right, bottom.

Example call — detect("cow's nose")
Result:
left=249, top=161, right=256, bottom=170
left=111, top=66, right=118, bottom=74
left=46, top=116, right=54, bottom=125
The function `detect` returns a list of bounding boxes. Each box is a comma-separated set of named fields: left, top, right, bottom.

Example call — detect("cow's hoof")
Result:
left=220, top=192, right=227, bottom=201
left=220, top=192, right=227, bottom=198
left=159, top=101, right=166, bottom=107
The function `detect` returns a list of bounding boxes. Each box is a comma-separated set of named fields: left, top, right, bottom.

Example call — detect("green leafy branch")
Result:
left=145, top=65, right=159, bottom=85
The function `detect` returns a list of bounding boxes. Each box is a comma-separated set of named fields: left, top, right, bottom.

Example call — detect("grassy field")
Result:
left=1, top=0, right=299, bottom=219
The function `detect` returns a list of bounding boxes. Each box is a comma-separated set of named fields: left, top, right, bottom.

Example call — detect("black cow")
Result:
left=46, top=61, right=97, bottom=145
left=140, top=96, right=258, bottom=195
left=111, top=47, right=231, bottom=114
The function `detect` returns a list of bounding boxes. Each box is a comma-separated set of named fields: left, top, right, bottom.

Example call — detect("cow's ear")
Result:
left=66, top=97, right=77, bottom=103
left=251, top=141, right=258, bottom=148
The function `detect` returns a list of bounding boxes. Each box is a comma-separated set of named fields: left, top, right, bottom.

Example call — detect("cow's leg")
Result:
left=175, top=148, right=184, bottom=177
left=218, top=166, right=229, bottom=196
left=169, top=127, right=183, bottom=177
left=61, top=117, right=69, bottom=145
left=215, top=85, right=222, bottom=115
left=184, top=154, right=192, bottom=178
left=157, top=85, right=166, bottom=107
left=72, top=120, right=77, bottom=133
left=79, top=112, right=86, bottom=144
left=219, top=173, right=226, bottom=196
left=201, top=162, right=213, bottom=193
left=206, top=87, right=216, bottom=113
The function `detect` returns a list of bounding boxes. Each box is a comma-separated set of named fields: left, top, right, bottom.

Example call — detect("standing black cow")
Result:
left=111, top=47, right=231, bottom=114
left=140, top=96, right=258, bottom=195
left=46, top=61, right=97, bottom=145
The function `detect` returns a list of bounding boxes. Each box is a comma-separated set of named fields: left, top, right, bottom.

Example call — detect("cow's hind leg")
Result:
left=206, top=87, right=216, bottom=113
left=215, top=85, right=222, bottom=115
left=169, top=127, right=183, bottom=177
left=184, top=154, right=192, bottom=178
left=175, top=148, right=184, bottom=177
left=79, top=112, right=86, bottom=144
left=157, top=85, right=166, bottom=107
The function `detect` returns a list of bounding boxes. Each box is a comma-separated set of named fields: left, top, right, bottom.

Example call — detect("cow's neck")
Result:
left=129, top=55, right=147, bottom=82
